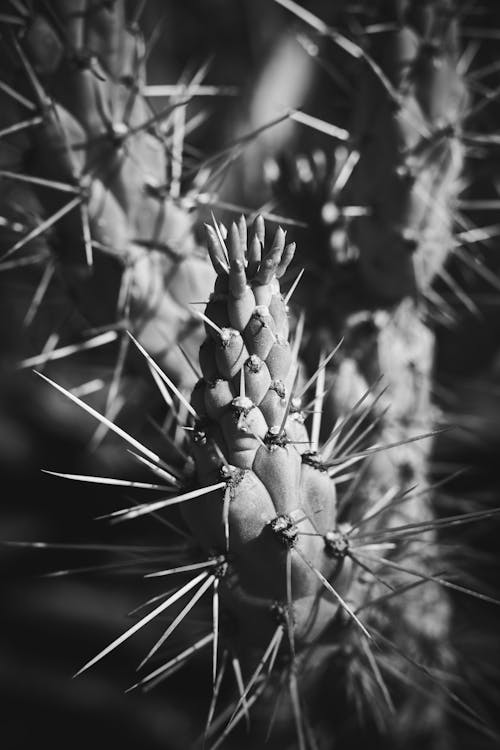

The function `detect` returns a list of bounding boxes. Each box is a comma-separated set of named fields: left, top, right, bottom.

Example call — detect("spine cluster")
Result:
left=183, top=217, right=348, bottom=651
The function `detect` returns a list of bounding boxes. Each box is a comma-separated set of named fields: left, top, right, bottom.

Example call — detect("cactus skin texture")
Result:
left=344, top=0, right=467, bottom=302
left=0, top=0, right=214, bottom=389
left=3, top=3, right=500, bottom=750
left=177, top=217, right=452, bottom=750
left=267, top=0, right=469, bottom=577
left=178, top=1, right=467, bottom=747
left=184, top=217, right=345, bottom=651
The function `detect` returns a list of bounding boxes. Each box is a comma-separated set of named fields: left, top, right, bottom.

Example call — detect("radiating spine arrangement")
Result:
left=3, top=1, right=500, bottom=749
left=33, top=215, right=500, bottom=749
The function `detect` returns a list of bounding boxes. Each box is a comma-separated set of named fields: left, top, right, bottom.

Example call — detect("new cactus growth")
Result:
left=185, top=217, right=346, bottom=654
left=177, top=216, right=488, bottom=748
left=3, top=2, right=500, bottom=750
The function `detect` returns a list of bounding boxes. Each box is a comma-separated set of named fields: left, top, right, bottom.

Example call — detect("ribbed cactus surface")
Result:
left=0, top=0, right=214, bottom=389
left=185, top=217, right=344, bottom=650
left=174, top=218, right=454, bottom=748
left=3, top=2, right=500, bottom=750
left=345, top=0, right=467, bottom=301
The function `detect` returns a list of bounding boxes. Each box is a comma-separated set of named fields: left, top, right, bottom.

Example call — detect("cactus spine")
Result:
left=0, top=0, right=214, bottom=390
left=2, top=2, right=500, bottom=750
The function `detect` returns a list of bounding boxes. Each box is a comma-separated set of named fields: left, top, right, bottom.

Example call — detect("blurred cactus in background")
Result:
left=2, top=2, right=500, bottom=750
left=0, top=0, right=215, bottom=391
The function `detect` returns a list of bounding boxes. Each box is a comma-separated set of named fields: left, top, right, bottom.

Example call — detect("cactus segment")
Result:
left=182, top=217, right=351, bottom=652
left=4, top=3, right=500, bottom=750
left=0, top=0, right=216, bottom=391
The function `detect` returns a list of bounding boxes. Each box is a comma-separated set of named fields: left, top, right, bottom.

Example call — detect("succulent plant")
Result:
left=0, top=0, right=214, bottom=392
left=3, top=2, right=500, bottom=750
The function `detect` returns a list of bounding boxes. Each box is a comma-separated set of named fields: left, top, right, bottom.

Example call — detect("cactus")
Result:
left=31, top=213, right=500, bottom=750
left=3, top=2, right=500, bottom=750
left=0, top=0, right=214, bottom=394
left=179, top=216, right=453, bottom=748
